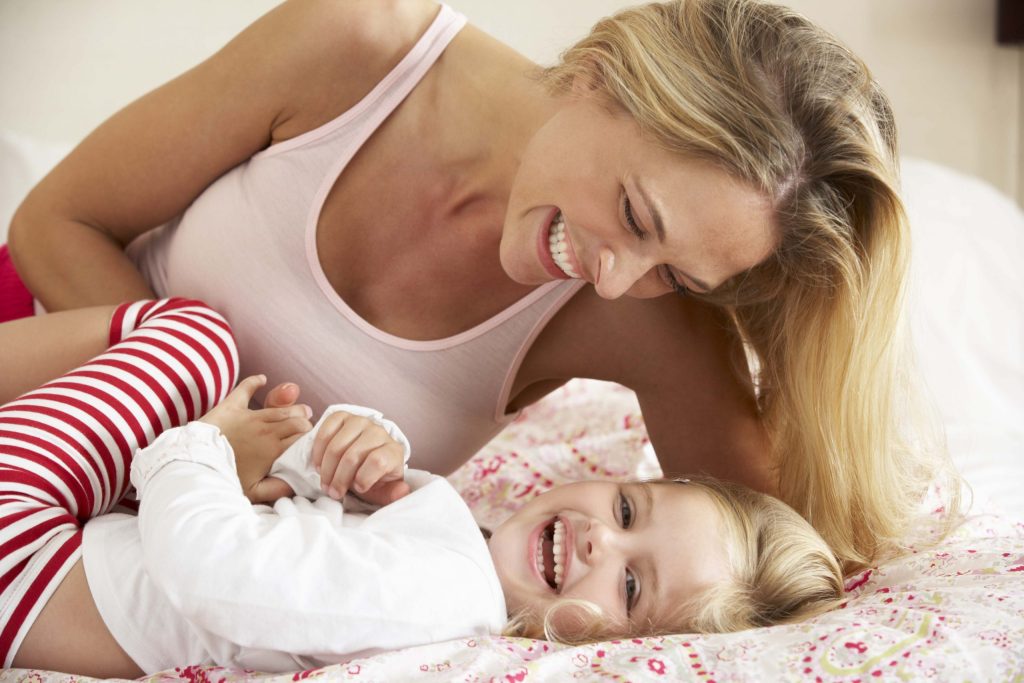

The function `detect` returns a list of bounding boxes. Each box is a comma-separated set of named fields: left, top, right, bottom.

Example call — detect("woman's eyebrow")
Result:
left=635, top=181, right=712, bottom=293
left=634, top=181, right=667, bottom=244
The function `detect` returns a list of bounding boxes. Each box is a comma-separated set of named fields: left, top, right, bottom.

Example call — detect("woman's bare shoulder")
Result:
left=264, top=0, right=443, bottom=139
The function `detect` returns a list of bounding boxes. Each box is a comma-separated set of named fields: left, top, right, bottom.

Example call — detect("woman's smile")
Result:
left=535, top=207, right=574, bottom=280
left=547, top=214, right=584, bottom=279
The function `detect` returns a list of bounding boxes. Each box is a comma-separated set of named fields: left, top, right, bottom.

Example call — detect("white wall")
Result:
left=0, top=0, right=1020, bottom=204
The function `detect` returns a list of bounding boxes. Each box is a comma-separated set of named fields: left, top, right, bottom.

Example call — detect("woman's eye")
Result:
left=623, top=195, right=646, bottom=240
left=659, top=266, right=692, bottom=298
left=619, top=492, right=633, bottom=528
left=625, top=569, right=639, bottom=613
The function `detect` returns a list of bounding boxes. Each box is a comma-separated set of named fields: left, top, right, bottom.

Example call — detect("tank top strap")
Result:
left=251, top=3, right=467, bottom=161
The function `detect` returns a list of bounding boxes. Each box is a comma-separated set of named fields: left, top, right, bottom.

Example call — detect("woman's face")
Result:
left=488, top=480, right=730, bottom=638
left=501, top=95, right=777, bottom=299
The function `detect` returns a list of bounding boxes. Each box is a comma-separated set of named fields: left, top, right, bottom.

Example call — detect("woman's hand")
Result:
left=200, top=375, right=313, bottom=504
left=312, top=411, right=411, bottom=506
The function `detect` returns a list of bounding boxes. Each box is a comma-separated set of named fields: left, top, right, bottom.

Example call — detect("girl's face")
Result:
left=500, top=94, right=777, bottom=299
left=488, top=481, right=730, bottom=638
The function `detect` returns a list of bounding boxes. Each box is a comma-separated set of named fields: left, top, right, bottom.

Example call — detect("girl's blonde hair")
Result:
left=541, top=0, right=959, bottom=571
left=506, top=477, right=844, bottom=643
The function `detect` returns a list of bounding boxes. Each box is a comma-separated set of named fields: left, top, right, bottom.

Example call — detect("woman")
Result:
left=6, top=0, right=942, bottom=570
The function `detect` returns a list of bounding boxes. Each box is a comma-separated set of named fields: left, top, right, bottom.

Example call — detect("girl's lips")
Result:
left=536, top=207, right=571, bottom=280
left=526, top=515, right=575, bottom=592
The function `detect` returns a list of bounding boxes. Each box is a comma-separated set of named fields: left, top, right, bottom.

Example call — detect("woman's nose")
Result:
left=593, top=247, right=647, bottom=300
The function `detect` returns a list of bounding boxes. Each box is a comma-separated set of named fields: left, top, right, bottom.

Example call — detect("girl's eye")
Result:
left=618, top=491, right=633, bottom=528
left=625, top=569, right=639, bottom=613
left=623, top=194, right=646, bottom=240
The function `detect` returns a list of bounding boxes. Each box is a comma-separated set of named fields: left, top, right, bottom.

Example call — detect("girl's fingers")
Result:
left=253, top=405, right=312, bottom=422
left=262, top=382, right=300, bottom=409
left=325, top=432, right=387, bottom=499
left=351, top=444, right=402, bottom=494
left=317, top=423, right=364, bottom=491
left=358, top=479, right=412, bottom=506
left=225, top=375, right=267, bottom=406
left=317, top=418, right=368, bottom=485
left=271, top=416, right=313, bottom=440
left=311, top=413, right=347, bottom=469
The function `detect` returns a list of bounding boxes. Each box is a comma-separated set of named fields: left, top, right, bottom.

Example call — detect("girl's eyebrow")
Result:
left=630, top=483, right=660, bottom=622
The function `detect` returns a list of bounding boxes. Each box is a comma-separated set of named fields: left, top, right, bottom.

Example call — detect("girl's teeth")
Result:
left=536, top=518, right=568, bottom=589
left=549, top=215, right=581, bottom=279
left=553, top=519, right=566, bottom=587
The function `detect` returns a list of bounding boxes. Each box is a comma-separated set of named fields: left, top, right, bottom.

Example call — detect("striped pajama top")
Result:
left=0, top=298, right=238, bottom=664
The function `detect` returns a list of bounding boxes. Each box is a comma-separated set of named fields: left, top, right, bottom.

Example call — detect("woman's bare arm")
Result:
left=522, top=288, right=775, bottom=495
left=7, top=0, right=439, bottom=312
left=624, top=297, right=775, bottom=494
left=0, top=305, right=117, bottom=403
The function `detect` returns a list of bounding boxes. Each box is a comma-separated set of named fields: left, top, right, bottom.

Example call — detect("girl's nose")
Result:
left=583, top=518, right=617, bottom=564
left=593, top=247, right=646, bottom=300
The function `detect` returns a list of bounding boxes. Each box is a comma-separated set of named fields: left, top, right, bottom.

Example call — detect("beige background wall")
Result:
left=1, top=0, right=1021, bottom=204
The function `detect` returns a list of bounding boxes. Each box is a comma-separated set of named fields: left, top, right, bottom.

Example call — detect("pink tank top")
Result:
left=127, top=4, right=584, bottom=474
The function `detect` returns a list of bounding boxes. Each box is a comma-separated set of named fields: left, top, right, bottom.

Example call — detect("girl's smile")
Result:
left=489, top=480, right=731, bottom=639
left=530, top=515, right=574, bottom=590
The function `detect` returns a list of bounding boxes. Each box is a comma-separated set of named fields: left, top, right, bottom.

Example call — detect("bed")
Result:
left=1, top=134, right=1022, bottom=681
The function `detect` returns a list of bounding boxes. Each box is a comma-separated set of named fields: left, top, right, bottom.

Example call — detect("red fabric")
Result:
left=0, top=245, right=34, bottom=323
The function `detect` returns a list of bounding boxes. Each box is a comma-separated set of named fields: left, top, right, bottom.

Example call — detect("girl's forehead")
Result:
left=639, top=482, right=732, bottom=611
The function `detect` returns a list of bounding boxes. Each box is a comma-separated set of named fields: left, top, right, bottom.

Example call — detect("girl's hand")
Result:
left=200, top=375, right=313, bottom=504
left=312, top=410, right=411, bottom=506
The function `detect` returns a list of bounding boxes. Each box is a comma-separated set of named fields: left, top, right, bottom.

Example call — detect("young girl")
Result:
left=4, top=300, right=842, bottom=676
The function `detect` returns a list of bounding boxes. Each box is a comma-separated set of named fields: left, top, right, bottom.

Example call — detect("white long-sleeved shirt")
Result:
left=82, top=407, right=506, bottom=673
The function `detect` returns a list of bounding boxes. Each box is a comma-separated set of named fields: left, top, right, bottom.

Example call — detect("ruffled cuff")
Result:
left=269, top=404, right=412, bottom=500
left=131, top=421, right=239, bottom=499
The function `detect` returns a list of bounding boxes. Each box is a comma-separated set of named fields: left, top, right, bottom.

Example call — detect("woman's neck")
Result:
left=429, top=24, right=560, bottom=234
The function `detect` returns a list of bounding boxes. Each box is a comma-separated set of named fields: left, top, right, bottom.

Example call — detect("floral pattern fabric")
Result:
left=5, top=379, right=1023, bottom=682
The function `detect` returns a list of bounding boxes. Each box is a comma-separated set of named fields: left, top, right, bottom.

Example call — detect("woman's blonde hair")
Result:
left=541, top=0, right=959, bottom=571
left=506, top=477, right=844, bottom=643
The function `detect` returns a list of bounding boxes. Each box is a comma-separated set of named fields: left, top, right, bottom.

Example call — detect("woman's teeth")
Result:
left=535, top=518, right=567, bottom=589
left=549, top=214, right=581, bottom=279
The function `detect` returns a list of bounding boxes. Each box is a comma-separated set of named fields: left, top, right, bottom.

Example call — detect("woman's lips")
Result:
left=536, top=207, right=571, bottom=280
